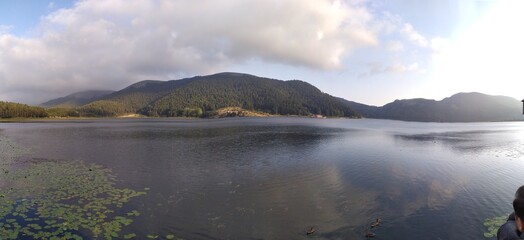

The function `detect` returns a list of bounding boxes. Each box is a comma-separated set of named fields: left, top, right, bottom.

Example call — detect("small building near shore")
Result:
left=311, top=114, right=326, bottom=119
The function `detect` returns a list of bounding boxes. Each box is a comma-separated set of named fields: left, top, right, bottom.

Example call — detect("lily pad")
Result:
left=124, top=233, right=137, bottom=239
left=483, top=215, right=508, bottom=238
left=147, top=234, right=159, bottom=239
left=0, top=137, right=147, bottom=240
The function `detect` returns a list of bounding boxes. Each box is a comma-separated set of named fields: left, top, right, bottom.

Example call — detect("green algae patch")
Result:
left=483, top=215, right=508, bottom=238
left=0, top=159, right=146, bottom=239
left=123, top=233, right=137, bottom=239
left=0, top=135, right=181, bottom=240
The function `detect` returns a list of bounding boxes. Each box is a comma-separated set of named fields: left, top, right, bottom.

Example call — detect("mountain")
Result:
left=78, top=72, right=360, bottom=118
left=342, top=92, right=524, bottom=122
left=91, top=77, right=197, bottom=113
left=338, top=98, right=380, bottom=117
left=40, top=74, right=522, bottom=122
left=41, top=90, right=114, bottom=108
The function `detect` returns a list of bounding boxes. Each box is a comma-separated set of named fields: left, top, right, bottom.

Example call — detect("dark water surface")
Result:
left=1, top=117, right=524, bottom=239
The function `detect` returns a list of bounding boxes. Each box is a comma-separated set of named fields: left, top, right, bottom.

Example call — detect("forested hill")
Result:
left=342, top=92, right=524, bottom=122
left=75, top=72, right=360, bottom=117
left=0, top=101, right=48, bottom=118
left=40, top=90, right=114, bottom=108
left=10, top=76, right=524, bottom=121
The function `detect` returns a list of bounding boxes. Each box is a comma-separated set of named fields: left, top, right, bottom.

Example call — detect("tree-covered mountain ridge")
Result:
left=342, top=92, right=524, bottom=122
left=40, top=90, right=115, bottom=108
left=51, top=72, right=360, bottom=118
left=34, top=73, right=524, bottom=122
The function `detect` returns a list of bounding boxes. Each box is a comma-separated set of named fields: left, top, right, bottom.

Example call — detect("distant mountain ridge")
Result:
left=342, top=92, right=524, bottom=122
left=40, top=73, right=524, bottom=122
left=41, top=90, right=114, bottom=108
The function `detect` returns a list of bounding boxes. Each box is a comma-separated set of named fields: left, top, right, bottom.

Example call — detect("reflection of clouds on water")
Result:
left=142, top=126, right=386, bottom=239
left=235, top=164, right=380, bottom=239
left=384, top=133, right=478, bottom=213
left=427, top=180, right=462, bottom=209
left=3, top=119, right=523, bottom=239
left=362, top=128, right=524, bottom=238
left=124, top=125, right=356, bottom=239
left=371, top=163, right=469, bottom=223
left=316, top=129, right=477, bottom=236
left=306, top=155, right=470, bottom=238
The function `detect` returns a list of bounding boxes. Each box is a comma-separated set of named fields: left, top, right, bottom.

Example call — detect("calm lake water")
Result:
left=1, top=117, right=524, bottom=239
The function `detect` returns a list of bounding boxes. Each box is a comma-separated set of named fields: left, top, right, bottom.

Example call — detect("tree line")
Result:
left=0, top=101, right=48, bottom=118
left=0, top=101, right=49, bottom=118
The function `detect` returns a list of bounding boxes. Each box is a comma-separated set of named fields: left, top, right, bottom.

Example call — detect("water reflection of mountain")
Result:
left=2, top=119, right=522, bottom=239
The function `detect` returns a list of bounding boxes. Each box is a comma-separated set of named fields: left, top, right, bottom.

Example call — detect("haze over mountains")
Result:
left=39, top=72, right=524, bottom=122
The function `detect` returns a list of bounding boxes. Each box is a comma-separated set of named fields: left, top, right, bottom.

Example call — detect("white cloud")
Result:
left=428, top=0, right=524, bottom=102
left=360, top=62, right=421, bottom=77
left=401, top=23, right=428, bottom=47
left=376, top=12, right=434, bottom=49
left=385, top=40, right=404, bottom=52
left=0, top=0, right=380, bottom=104
left=430, top=37, right=451, bottom=54
left=389, top=62, right=420, bottom=73
left=0, top=25, right=13, bottom=35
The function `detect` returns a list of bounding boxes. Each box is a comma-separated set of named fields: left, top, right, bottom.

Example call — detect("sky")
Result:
left=0, top=0, right=523, bottom=106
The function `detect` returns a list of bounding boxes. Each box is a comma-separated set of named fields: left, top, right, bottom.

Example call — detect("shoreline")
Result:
left=0, top=115, right=345, bottom=123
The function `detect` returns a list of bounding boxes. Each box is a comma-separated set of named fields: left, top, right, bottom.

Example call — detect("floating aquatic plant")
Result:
left=147, top=234, right=159, bottom=239
left=0, top=136, right=146, bottom=239
left=0, top=136, right=186, bottom=239
left=483, top=215, right=508, bottom=238
left=123, top=233, right=137, bottom=239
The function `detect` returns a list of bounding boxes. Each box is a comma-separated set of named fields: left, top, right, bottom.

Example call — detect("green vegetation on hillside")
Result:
left=40, top=90, right=114, bottom=108
left=0, top=102, right=48, bottom=118
left=40, top=73, right=359, bottom=118
left=342, top=92, right=524, bottom=122
left=45, top=107, right=80, bottom=117
left=94, top=78, right=196, bottom=114
left=141, top=74, right=358, bottom=117
left=9, top=74, right=524, bottom=122
left=78, top=100, right=126, bottom=117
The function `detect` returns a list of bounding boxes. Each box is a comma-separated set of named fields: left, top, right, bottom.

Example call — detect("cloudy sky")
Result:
left=0, top=0, right=523, bottom=105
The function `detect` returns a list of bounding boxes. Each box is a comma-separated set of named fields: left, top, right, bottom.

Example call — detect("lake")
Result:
left=1, top=117, right=524, bottom=239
